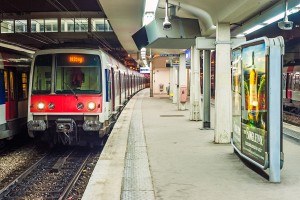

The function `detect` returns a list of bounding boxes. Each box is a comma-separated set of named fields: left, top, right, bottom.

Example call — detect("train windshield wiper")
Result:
left=63, top=82, right=78, bottom=101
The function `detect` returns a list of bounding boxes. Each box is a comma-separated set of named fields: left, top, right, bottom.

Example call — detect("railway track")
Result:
left=283, top=110, right=300, bottom=127
left=0, top=147, right=100, bottom=200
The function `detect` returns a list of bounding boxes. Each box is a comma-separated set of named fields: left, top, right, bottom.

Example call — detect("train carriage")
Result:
left=0, top=47, right=32, bottom=144
left=283, top=60, right=300, bottom=110
left=27, top=47, right=145, bottom=146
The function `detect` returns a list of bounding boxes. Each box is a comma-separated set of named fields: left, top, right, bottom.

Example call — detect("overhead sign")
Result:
left=140, top=67, right=150, bottom=73
left=160, top=54, right=180, bottom=57
left=185, top=49, right=191, bottom=69
left=185, top=49, right=191, bottom=60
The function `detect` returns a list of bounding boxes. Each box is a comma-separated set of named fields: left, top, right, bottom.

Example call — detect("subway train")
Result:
left=27, top=47, right=146, bottom=146
left=0, top=47, right=32, bottom=146
left=283, top=59, right=300, bottom=111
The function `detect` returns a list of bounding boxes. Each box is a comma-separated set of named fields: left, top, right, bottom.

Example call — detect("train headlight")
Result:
left=37, top=102, right=45, bottom=110
left=87, top=102, right=96, bottom=111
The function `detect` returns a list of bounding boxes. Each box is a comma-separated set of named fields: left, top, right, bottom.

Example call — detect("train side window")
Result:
left=0, top=70, right=4, bottom=104
left=296, top=74, right=300, bottom=91
left=32, top=55, right=52, bottom=94
left=123, top=73, right=126, bottom=91
left=289, top=73, right=293, bottom=90
left=4, top=70, right=8, bottom=101
left=282, top=74, right=286, bottom=90
left=18, top=71, right=28, bottom=99
left=9, top=71, right=15, bottom=101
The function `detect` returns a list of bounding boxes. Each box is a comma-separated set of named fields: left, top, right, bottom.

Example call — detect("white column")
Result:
left=189, top=46, right=201, bottom=121
left=189, top=47, right=194, bottom=116
left=178, top=53, right=187, bottom=110
left=203, top=50, right=211, bottom=128
left=214, top=22, right=232, bottom=143
left=150, top=61, right=153, bottom=97
left=169, top=67, right=174, bottom=100
left=172, top=66, right=178, bottom=104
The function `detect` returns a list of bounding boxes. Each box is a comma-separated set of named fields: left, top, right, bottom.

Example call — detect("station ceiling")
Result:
left=0, top=0, right=299, bottom=66
left=0, top=0, right=135, bottom=66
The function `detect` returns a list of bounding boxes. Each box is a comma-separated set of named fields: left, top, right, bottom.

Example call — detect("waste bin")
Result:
left=159, top=84, right=164, bottom=93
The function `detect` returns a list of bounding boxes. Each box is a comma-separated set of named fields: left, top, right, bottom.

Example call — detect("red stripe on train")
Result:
left=30, top=95, right=102, bottom=113
left=287, top=66, right=294, bottom=73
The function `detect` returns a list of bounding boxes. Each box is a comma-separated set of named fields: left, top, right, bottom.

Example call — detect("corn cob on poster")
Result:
left=241, top=42, right=267, bottom=166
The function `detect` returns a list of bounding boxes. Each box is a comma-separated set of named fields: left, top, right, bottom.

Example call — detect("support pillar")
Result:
left=203, top=50, right=211, bottom=128
left=214, top=22, right=232, bottom=143
left=150, top=61, right=153, bottom=97
left=189, top=46, right=201, bottom=121
left=178, top=53, right=187, bottom=110
left=169, top=67, right=174, bottom=100
left=172, top=65, right=178, bottom=104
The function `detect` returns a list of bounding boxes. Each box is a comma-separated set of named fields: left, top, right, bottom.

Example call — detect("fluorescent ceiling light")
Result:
left=143, top=0, right=159, bottom=26
left=236, top=3, right=300, bottom=36
left=145, top=0, right=159, bottom=13
left=236, top=34, right=245, bottom=37
left=243, top=25, right=264, bottom=34
left=263, top=12, right=284, bottom=24
left=143, top=13, right=155, bottom=26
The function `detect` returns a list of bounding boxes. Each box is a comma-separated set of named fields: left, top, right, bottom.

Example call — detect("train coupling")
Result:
left=27, top=120, right=46, bottom=131
left=56, top=118, right=75, bottom=133
left=83, top=120, right=101, bottom=131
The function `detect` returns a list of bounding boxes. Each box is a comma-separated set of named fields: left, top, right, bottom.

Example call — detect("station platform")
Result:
left=82, top=89, right=300, bottom=200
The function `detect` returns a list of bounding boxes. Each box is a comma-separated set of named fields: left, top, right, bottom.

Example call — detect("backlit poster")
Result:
left=231, top=37, right=283, bottom=181
left=241, top=42, right=267, bottom=166
left=232, top=49, right=242, bottom=151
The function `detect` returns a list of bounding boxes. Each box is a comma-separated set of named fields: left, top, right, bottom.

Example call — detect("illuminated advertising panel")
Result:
left=232, top=49, right=242, bottom=151
left=241, top=42, right=267, bottom=166
left=231, top=37, right=284, bottom=182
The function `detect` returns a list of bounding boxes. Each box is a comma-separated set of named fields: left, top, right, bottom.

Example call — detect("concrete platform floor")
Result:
left=83, top=89, right=300, bottom=200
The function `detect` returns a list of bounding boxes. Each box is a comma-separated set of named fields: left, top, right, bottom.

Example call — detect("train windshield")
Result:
left=32, top=54, right=52, bottom=94
left=55, top=54, right=101, bottom=94
left=32, top=53, right=101, bottom=95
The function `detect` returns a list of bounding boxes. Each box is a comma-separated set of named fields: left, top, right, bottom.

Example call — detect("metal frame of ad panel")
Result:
left=231, top=36, right=284, bottom=182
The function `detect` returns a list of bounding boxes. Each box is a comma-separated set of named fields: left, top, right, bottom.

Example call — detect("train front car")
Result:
left=27, top=49, right=106, bottom=146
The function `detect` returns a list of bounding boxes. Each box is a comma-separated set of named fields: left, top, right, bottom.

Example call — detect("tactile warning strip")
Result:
left=121, top=94, right=155, bottom=200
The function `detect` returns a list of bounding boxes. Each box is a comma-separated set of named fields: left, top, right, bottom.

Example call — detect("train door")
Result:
left=4, top=68, right=18, bottom=120
left=0, top=69, right=5, bottom=125
left=111, top=68, right=115, bottom=111
left=129, top=75, right=132, bottom=96
left=105, top=69, right=112, bottom=110
left=124, top=73, right=127, bottom=100
left=288, top=73, right=291, bottom=99
left=133, top=75, right=136, bottom=93
left=119, top=71, right=121, bottom=105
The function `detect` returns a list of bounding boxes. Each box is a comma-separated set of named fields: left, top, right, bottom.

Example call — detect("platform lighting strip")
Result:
left=143, top=0, right=158, bottom=26
left=236, top=4, right=300, bottom=37
left=141, top=0, right=159, bottom=69
left=140, top=47, right=148, bottom=68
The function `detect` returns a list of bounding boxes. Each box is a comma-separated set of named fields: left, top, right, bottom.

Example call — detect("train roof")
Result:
left=40, top=43, right=102, bottom=51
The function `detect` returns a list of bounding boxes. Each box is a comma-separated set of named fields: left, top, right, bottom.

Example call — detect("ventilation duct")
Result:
left=132, top=17, right=201, bottom=50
